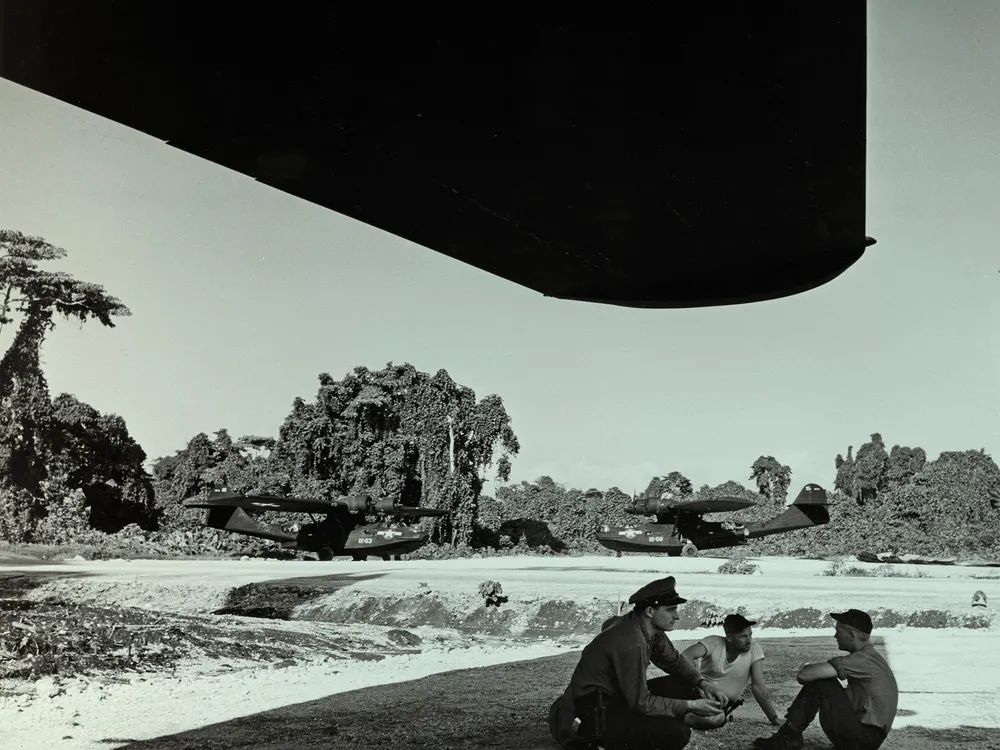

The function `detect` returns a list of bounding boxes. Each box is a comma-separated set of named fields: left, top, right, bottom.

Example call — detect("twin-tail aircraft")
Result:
left=185, top=490, right=448, bottom=561
left=596, top=483, right=830, bottom=557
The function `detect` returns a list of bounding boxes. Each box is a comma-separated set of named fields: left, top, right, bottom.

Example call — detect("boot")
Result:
left=752, top=723, right=804, bottom=750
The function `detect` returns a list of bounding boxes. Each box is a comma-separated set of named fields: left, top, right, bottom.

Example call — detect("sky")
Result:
left=0, top=0, right=998, bottom=500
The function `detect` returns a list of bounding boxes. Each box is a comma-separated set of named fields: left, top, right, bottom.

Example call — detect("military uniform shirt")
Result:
left=564, top=610, right=704, bottom=718
left=828, top=643, right=899, bottom=733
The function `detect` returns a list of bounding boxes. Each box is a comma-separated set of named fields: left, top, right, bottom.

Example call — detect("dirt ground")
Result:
left=94, top=636, right=1000, bottom=750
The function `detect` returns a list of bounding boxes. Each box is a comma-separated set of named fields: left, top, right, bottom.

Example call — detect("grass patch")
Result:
left=0, top=541, right=228, bottom=562
left=106, top=636, right=1000, bottom=750
left=0, top=594, right=420, bottom=682
left=0, top=598, right=195, bottom=680
left=822, top=560, right=929, bottom=578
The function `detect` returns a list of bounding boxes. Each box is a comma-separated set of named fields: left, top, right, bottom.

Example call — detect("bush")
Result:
left=717, top=558, right=761, bottom=575
left=821, top=560, right=928, bottom=578
left=478, top=580, right=508, bottom=607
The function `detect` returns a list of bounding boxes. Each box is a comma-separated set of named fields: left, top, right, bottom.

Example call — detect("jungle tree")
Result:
left=0, top=229, right=137, bottom=540
left=853, top=433, right=890, bottom=504
left=749, top=455, right=792, bottom=502
left=641, top=471, right=694, bottom=502
left=266, top=363, right=519, bottom=546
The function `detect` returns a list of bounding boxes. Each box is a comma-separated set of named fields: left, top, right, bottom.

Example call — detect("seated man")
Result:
left=680, top=613, right=781, bottom=729
left=548, top=576, right=728, bottom=750
left=753, top=609, right=898, bottom=750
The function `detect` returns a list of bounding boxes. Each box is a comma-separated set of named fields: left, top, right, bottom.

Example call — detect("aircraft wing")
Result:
left=395, top=506, right=448, bottom=518
left=184, top=491, right=333, bottom=514
left=671, top=496, right=757, bottom=514
left=1, top=6, right=872, bottom=310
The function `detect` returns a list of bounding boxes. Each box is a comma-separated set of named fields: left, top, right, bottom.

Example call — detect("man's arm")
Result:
left=749, top=660, right=780, bottom=725
left=650, top=636, right=705, bottom=687
left=652, top=637, right=729, bottom=707
left=680, top=641, right=708, bottom=665
left=611, top=643, right=691, bottom=719
left=796, top=661, right=839, bottom=684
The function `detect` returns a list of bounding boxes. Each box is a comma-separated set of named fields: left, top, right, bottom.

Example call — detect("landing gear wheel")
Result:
left=616, top=551, right=622, bottom=559
left=352, top=554, right=367, bottom=562
left=680, top=543, right=698, bottom=558
left=381, top=554, right=391, bottom=561
left=317, top=547, right=334, bottom=561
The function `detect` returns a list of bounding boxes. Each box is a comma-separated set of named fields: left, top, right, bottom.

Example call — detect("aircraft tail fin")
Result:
left=744, top=484, right=830, bottom=539
left=790, top=483, right=828, bottom=507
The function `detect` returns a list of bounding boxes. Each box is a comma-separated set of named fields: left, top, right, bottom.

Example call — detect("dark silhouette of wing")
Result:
left=184, top=491, right=333, bottom=515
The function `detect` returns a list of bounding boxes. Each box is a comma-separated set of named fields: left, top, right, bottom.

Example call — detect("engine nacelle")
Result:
left=373, top=497, right=396, bottom=514
left=339, top=494, right=373, bottom=513
left=626, top=495, right=675, bottom=516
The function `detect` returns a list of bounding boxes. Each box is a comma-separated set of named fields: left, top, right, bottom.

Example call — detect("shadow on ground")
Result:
left=0, top=569, right=92, bottom=594
left=213, top=573, right=388, bottom=619
left=101, top=639, right=1000, bottom=750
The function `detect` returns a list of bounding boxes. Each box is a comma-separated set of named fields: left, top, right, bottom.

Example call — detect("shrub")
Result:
left=478, top=580, right=508, bottom=607
left=717, top=558, right=761, bottom=575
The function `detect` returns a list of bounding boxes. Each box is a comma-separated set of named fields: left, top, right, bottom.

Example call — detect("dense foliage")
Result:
left=152, top=363, right=520, bottom=549
left=0, top=230, right=155, bottom=542
left=1, top=228, right=998, bottom=563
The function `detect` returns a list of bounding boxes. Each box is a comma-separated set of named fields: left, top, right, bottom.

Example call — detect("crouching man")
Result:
left=547, top=576, right=727, bottom=750
left=753, top=609, right=898, bottom=750
left=680, top=613, right=781, bottom=729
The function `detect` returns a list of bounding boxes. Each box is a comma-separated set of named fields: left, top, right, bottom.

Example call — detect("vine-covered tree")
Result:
left=885, top=444, right=927, bottom=489
left=641, top=471, right=693, bottom=501
left=43, top=394, right=157, bottom=532
left=267, top=363, right=519, bottom=547
left=834, top=446, right=856, bottom=499
left=0, top=229, right=139, bottom=541
left=151, top=429, right=280, bottom=530
left=749, top=455, right=792, bottom=502
left=853, top=433, right=890, bottom=505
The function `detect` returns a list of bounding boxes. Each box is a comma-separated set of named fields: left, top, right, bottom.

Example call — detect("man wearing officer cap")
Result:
left=753, top=609, right=898, bottom=750
left=547, top=575, right=729, bottom=749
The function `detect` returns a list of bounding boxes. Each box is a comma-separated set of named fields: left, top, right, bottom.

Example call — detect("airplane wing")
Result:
left=184, top=491, right=334, bottom=514
left=670, top=496, right=757, bottom=514
left=395, top=506, right=448, bottom=518
left=1, top=7, right=872, bottom=310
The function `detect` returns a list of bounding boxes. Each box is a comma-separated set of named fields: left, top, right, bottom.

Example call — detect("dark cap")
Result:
left=830, top=609, right=873, bottom=634
left=723, top=614, right=757, bottom=634
left=628, top=576, right=687, bottom=608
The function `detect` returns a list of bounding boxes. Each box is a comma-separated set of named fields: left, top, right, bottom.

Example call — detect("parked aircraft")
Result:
left=185, top=490, right=447, bottom=561
left=596, top=483, right=830, bottom=557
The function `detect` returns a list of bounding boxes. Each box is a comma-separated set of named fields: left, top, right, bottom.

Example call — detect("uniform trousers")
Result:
left=785, top=678, right=887, bottom=750
left=575, top=675, right=699, bottom=750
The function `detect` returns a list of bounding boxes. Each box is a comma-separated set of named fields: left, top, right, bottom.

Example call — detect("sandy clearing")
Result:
left=14, top=555, right=998, bottom=625
left=1, top=627, right=995, bottom=749
left=0, top=639, right=573, bottom=750
left=5, top=554, right=1000, bottom=585
left=883, top=629, right=1000, bottom=730
left=2, top=554, right=998, bottom=747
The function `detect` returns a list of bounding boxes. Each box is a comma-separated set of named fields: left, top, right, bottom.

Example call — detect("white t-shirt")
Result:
left=696, top=634, right=765, bottom=702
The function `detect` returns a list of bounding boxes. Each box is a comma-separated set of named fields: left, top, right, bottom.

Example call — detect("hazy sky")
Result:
left=1, top=1, right=998, bottom=500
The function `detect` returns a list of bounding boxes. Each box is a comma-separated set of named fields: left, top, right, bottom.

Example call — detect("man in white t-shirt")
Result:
left=680, top=614, right=781, bottom=730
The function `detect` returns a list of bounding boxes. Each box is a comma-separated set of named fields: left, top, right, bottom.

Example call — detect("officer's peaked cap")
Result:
left=628, top=576, right=687, bottom=607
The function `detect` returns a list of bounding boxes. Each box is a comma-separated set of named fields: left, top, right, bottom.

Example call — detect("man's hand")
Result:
left=687, top=698, right=724, bottom=717
left=697, top=680, right=729, bottom=708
